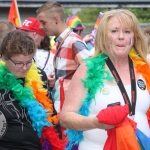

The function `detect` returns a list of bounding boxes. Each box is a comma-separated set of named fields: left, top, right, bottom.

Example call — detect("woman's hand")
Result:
left=93, top=117, right=115, bottom=130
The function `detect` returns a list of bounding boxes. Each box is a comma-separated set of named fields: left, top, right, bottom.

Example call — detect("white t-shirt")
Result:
left=79, top=75, right=150, bottom=150
left=35, top=49, right=55, bottom=76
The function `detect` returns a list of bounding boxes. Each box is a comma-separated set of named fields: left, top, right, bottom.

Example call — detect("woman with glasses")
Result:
left=0, top=30, right=64, bottom=150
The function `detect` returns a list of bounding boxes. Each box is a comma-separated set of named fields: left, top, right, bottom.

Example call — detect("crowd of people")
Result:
left=0, top=1, right=150, bottom=150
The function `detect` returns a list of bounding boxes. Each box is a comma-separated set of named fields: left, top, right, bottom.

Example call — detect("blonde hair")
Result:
left=36, top=1, right=65, bottom=22
left=94, top=9, right=147, bottom=62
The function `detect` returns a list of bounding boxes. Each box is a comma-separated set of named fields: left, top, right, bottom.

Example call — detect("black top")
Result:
left=0, top=68, right=60, bottom=150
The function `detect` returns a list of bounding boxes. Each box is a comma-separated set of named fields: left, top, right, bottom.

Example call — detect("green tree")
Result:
left=64, top=7, right=150, bottom=24
left=126, top=8, right=150, bottom=23
left=77, top=8, right=108, bottom=23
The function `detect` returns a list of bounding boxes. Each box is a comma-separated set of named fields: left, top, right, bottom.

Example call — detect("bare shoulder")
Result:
left=72, top=63, right=87, bottom=80
left=62, top=63, right=87, bottom=112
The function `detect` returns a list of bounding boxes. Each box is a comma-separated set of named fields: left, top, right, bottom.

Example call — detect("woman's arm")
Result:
left=60, top=64, right=115, bottom=131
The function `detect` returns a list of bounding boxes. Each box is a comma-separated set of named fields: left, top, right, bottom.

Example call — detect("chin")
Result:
left=15, top=73, right=26, bottom=78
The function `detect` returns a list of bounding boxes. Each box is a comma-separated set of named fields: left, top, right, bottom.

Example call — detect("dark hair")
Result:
left=0, top=30, right=36, bottom=60
left=39, top=36, right=50, bottom=51
left=73, top=29, right=82, bottom=35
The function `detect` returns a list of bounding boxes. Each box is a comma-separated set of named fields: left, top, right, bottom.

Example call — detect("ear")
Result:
left=32, top=32, right=37, bottom=38
left=28, top=31, right=36, bottom=39
left=53, top=15, right=59, bottom=24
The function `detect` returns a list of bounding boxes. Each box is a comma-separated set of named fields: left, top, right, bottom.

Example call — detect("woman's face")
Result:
left=106, top=16, right=134, bottom=58
left=2, top=54, right=34, bottom=78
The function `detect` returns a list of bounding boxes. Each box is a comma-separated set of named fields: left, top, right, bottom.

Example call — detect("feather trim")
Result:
left=41, top=126, right=65, bottom=150
left=0, top=62, right=62, bottom=148
left=66, top=54, right=113, bottom=149
left=66, top=49, right=150, bottom=149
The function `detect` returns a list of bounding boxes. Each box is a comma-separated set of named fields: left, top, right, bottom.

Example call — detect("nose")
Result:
left=22, top=64, right=28, bottom=70
left=118, top=31, right=124, bottom=40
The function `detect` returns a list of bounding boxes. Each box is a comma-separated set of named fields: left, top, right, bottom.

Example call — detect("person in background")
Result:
left=36, top=1, right=90, bottom=112
left=17, top=17, right=46, bottom=48
left=0, top=30, right=63, bottom=150
left=144, top=26, right=150, bottom=37
left=35, top=36, right=55, bottom=77
left=17, top=17, right=56, bottom=87
left=145, top=36, right=150, bottom=63
left=143, top=26, right=150, bottom=63
left=66, top=15, right=92, bottom=46
left=60, top=9, right=150, bottom=150
left=0, top=20, right=15, bottom=46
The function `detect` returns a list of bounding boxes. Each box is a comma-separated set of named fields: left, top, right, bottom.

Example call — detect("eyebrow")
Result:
left=40, top=20, right=46, bottom=23
left=13, top=59, right=32, bottom=63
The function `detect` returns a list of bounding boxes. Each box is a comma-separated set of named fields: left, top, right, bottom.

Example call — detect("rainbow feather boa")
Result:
left=66, top=48, right=150, bottom=150
left=0, top=61, right=64, bottom=149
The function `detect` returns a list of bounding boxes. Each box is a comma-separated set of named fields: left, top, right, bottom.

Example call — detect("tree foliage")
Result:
left=126, top=8, right=150, bottom=23
left=64, top=7, right=150, bottom=23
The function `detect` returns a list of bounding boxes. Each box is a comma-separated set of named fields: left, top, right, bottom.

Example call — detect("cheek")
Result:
left=7, top=65, right=16, bottom=75
left=127, top=37, right=134, bottom=46
left=107, top=36, right=115, bottom=46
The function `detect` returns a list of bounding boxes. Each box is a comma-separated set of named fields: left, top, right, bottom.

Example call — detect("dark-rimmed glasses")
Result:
left=9, top=58, right=35, bottom=68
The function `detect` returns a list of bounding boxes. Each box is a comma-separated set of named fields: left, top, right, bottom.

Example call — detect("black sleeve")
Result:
left=38, top=68, right=62, bottom=139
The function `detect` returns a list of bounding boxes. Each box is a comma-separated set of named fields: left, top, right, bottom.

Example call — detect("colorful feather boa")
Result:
left=65, top=47, right=150, bottom=150
left=0, top=61, right=64, bottom=149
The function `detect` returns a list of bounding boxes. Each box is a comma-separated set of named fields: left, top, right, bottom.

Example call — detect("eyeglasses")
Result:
left=9, top=58, right=34, bottom=68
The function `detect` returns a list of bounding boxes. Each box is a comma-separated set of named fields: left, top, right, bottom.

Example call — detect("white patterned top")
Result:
left=34, top=49, right=55, bottom=76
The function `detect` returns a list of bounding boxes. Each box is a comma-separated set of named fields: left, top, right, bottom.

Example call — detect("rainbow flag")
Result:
left=8, top=0, right=21, bottom=26
left=87, top=12, right=103, bottom=50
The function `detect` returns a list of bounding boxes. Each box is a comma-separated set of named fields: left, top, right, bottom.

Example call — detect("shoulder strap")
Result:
left=42, top=51, right=50, bottom=70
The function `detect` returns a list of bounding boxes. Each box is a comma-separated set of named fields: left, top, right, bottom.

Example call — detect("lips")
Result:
left=117, top=45, right=124, bottom=47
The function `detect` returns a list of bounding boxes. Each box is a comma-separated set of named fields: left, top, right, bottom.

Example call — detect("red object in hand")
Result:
left=96, top=104, right=140, bottom=150
left=97, top=104, right=129, bottom=125
left=96, top=104, right=128, bottom=150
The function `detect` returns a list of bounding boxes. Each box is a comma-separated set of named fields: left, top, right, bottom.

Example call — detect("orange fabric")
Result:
left=146, top=108, right=150, bottom=121
left=31, top=81, right=59, bottom=125
left=51, top=43, right=56, bottom=54
left=8, top=0, right=21, bottom=26
left=116, top=118, right=140, bottom=150
left=130, top=53, right=150, bottom=125
left=131, top=57, right=150, bottom=92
